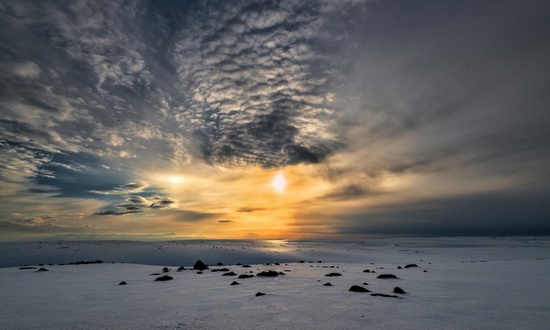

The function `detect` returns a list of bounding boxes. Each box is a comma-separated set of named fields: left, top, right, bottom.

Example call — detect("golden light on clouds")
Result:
left=142, top=164, right=335, bottom=239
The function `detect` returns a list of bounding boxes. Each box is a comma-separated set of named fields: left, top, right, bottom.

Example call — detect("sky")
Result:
left=1, top=0, right=550, bottom=241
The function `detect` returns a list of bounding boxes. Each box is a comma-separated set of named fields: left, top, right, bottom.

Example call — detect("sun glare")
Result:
left=166, top=175, right=184, bottom=184
left=272, top=171, right=287, bottom=193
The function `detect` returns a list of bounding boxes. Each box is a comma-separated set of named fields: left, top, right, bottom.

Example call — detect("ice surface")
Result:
left=1, top=237, right=549, bottom=329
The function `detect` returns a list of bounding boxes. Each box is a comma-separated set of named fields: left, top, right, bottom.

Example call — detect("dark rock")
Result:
left=404, top=264, right=418, bottom=268
left=150, top=273, right=160, bottom=276
left=69, top=260, right=103, bottom=265
left=119, top=281, right=127, bottom=285
left=37, top=268, right=49, bottom=272
left=193, top=260, right=208, bottom=270
left=323, top=282, right=333, bottom=286
left=278, top=272, right=286, bottom=275
left=371, top=293, right=398, bottom=298
left=397, top=266, right=402, bottom=269
left=257, top=270, right=279, bottom=277
left=393, top=287, right=406, bottom=294
left=242, top=265, right=251, bottom=268
left=363, top=269, right=371, bottom=273
left=255, top=292, right=266, bottom=296
left=274, top=263, right=280, bottom=265
left=349, top=285, right=370, bottom=292
left=325, top=273, right=342, bottom=277
left=177, top=266, right=185, bottom=272
left=154, top=275, right=173, bottom=281
left=424, top=270, right=428, bottom=273
left=230, top=281, right=240, bottom=286
left=162, top=267, right=170, bottom=273
left=211, top=268, right=230, bottom=272
left=222, top=272, right=237, bottom=276
left=196, top=271, right=203, bottom=274
left=19, top=267, right=37, bottom=270
left=238, top=274, right=254, bottom=279
left=363, top=282, right=369, bottom=285
left=299, top=260, right=305, bottom=263
left=217, top=262, right=224, bottom=266
left=377, top=274, right=398, bottom=279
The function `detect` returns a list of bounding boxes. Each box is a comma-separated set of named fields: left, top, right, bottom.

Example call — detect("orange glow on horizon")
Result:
left=143, top=164, right=333, bottom=239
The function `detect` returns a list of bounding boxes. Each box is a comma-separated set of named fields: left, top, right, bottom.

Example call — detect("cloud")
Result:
left=320, top=184, right=374, bottom=201
left=1, top=0, right=550, bottom=238
left=170, top=0, right=340, bottom=167
left=217, top=219, right=235, bottom=224
left=149, top=197, right=175, bottom=209
left=237, top=207, right=264, bottom=213
left=11, top=61, right=41, bottom=79
left=94, top=210, right=142, bottom=216
left=169, top=210, right=219, bottom=222
left=114, top=195, right=150, bottom=210
left=0, top=212, right=95, bottom=240
left=90, top=182, right=148, bottom=195
left=328, top=190, right=550, bottom=237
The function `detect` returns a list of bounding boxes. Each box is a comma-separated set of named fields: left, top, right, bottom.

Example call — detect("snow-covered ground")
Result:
left=1, top=237, right=549, bottom=329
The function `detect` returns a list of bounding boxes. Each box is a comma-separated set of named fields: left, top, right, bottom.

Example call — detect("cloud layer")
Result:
left=1, top=0, right=550, bottom=239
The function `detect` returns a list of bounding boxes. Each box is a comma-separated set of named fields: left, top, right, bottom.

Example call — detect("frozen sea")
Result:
left=1, top=237, right=549, bottom=329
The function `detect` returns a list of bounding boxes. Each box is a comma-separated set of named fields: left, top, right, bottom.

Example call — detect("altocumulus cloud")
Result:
left=171, top=0, right=340, bottom=167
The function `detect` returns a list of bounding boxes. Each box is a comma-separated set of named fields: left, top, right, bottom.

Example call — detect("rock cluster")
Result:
left=257, top=270, right=279, bottom=277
